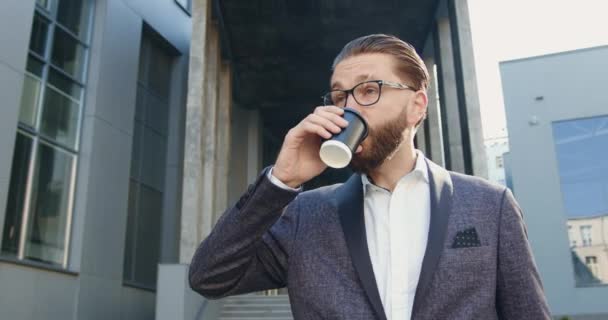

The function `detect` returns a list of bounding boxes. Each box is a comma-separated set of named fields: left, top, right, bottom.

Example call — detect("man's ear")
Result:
left=415, top=90, right=428, bottom=120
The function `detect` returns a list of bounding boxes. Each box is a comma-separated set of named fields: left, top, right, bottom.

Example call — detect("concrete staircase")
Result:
left=218, top=294, right=294, bottom=320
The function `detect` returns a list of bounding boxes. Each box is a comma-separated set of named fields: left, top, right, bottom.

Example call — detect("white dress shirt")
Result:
left=269, top=150, right=431, bottom=320
left=361, top=150, right=430, bottom=320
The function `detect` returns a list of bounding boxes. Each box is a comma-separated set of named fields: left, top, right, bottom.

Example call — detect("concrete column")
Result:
left=415, top=123, right=428, bottom=155
left=180, top=0, right=211, bottom=263
left=422, top=36, right=446, bottom=167
left=449, top=0, right=488, bottom=178
left=436, top=16, right=466, bottom=173
left=227, top=104, right=249, bottom=205
left=198, top=20, right=221, bottom=236
left=213, top=62, right=232, bottom=224
left=246, top=110, right=263, bottom=183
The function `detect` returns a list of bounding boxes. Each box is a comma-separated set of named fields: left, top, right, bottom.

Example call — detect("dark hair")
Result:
left=332, top=34, right=429, bottom=91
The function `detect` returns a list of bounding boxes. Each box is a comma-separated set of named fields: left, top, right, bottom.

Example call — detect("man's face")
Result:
left=330, top=53, right=427, bottom=174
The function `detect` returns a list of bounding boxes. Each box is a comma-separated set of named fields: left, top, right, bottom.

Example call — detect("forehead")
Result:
left=330, top=53, right=397, bottom=87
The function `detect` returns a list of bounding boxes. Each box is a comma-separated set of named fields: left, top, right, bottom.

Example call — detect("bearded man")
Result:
left=188, top=34, right=551, bottom=320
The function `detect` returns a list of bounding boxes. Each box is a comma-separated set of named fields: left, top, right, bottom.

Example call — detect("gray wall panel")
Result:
left=123, top=0, right=192, bottom=54
left=0, top=0, right=34, bottom=249
left=0, top=264, right=77, bottom=320
left=77, top=118, right=132, bottom=280
left=501, top=46, right=608, bottom=317
left=120, top=285, right=156, bottom=319
left=0, top=64, right=23, bottom=243
left=0, top=0, right=34, bottom=71
left=76, top=275, right=123, bottom=320
left=83, top=0, right=141, bottom=136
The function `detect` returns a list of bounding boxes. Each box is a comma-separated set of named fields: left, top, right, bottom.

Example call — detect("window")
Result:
left=496, top=155, right=504, bottom=168
left=585, top=256, right=601, bottom=280
left=580, top=225, right=592, bottom=247
left=123, top=27, right=175, bottom=289
left=553, top=115, right=608, bottom=286
left=567, top=225, right=577, bottom=247
left=1, top=0, right=93, bottom=268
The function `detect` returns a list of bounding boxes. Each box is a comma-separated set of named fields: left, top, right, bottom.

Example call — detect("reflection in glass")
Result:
left=36, top=0, right=51, bottom=11
left=123, top=30, right=172, bottom=288
left=57, top=0, right=92, bottom=40
left=26, top=55, right=45, bottom=77
left=19, top=75, right=43, bottom=128
left=23, top=142, right=74, bottom=265
left=133, top=184, right=162, bottom=285
left=553, top=115, right=608, bottom=286
left=51, top=27, right=85, bottom=80
left=29, top=13, right=49, bottom=57
left=123, top=180, right=138, bottom=282
left=48, top=68, right=82, bottom=101
left=40, top=85, right=80, bottom=149
left=1, top=133, right=33, bottom=255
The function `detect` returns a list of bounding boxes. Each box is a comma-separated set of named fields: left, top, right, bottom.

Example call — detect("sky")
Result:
left=467, top=0, right=608, bottom=139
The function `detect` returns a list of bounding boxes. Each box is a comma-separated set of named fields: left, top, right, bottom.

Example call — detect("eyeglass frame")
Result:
left=321, top=79, right=417, bottom=108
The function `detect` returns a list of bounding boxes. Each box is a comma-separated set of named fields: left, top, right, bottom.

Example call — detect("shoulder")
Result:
left=448, top=171, right=510, bottom=211
left=296, top=182, right=343, bottom=204
left=449, top=171, right=506, bottom=194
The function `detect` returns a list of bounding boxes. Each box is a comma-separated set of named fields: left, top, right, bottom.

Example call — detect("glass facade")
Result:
left=123, top=27, right=174, bottom=289
left=1, top=0, right=93, bottom=268
left=552, top=115, right=608, bottom=287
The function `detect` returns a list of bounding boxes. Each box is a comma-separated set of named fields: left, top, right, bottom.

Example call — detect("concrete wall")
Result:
left=501, top=46, right=608, bottom=318
left=0, top=0, right=191, bottom=319
left=418, top=0, right=486, bottom=177
left=228, top=106, right=263, bottom=205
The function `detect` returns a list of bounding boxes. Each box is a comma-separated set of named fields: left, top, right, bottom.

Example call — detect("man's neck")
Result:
left=367, top=138, right=418, bottom=192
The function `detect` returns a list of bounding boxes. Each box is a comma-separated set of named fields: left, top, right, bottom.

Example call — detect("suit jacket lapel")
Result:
left=411, top=159, right=454, bottom=317
left=335, top=174, right=388, bottom=320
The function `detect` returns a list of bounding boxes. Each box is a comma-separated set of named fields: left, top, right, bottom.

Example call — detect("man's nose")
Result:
left=344, top=93, right=362, bottom=109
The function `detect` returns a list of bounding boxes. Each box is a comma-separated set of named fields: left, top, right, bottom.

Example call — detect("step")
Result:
left=218, top=295, right=294, bottom=320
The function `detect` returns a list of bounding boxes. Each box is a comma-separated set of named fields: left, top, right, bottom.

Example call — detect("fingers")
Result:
left=301, top=121, right=332, bottom=139
left=315, top=105, right=344, bottom=116
left=307, top=114, right=342, bottom=134
left=313, top=106, right=349, bottom=127
left=292, top=106, right=350, bottom=140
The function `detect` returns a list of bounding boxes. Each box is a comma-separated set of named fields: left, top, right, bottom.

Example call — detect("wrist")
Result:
left=272, top=166, right=302, bottom=189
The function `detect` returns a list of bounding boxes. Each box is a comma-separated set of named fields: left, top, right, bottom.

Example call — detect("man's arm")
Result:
left=188, top=167, right=300, bottom=299
left=496, top=188, right=551, bottom=319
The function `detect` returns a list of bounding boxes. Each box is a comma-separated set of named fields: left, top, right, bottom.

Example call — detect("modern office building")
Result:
left=0, top=0, right=490, bottom=319
left=484, top=136, right=509, bottom=186
left=0, top=0, right=192, bottom=319
left=501, top=45, right=608, bottom=319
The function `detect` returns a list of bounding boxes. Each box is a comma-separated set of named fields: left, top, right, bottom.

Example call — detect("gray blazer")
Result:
left=189, top=158, right=551, bottom=319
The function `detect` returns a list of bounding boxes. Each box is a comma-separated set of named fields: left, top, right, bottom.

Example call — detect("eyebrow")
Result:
left=331, top=73, right=374, bottom=90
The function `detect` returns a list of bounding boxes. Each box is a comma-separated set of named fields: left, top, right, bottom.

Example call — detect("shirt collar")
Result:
left=361, top=149, right=429, bottom=192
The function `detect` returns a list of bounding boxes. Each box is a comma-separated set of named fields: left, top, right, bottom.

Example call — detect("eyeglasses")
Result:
left=322, top=80, right=416, bottom=108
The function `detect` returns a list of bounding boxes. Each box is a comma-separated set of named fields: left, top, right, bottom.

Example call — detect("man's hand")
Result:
left=273, top=105, right=357, bottom=188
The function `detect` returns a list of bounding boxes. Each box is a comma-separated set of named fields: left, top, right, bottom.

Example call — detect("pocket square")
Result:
left=451, top=227, right=481, bottom=248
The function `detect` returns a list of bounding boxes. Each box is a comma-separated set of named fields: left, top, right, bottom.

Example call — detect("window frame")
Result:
left=175, top=0, right=192, bottom=15
left=1, top=0, right=95, bottom=269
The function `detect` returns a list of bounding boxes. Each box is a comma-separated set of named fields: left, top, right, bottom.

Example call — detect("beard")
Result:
left=349, top=107, right=410, bottom=175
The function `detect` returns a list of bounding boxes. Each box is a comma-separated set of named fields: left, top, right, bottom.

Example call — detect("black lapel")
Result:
left=335, top=174, right=388, bottom=320
left=412, top=159, right=454, bottom=317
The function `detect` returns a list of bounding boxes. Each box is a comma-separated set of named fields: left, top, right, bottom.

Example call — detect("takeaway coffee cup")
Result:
left=319, top=107, right=368, bottom=168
